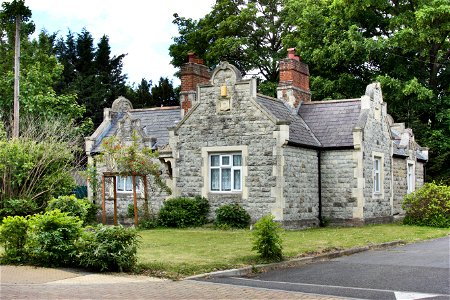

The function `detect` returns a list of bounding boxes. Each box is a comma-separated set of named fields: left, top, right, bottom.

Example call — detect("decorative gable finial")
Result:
left=365, top=82, right=383, bottom=104
left=111, top=96, right=133, bottom=112
left=211, top=61, right=242, bottom=86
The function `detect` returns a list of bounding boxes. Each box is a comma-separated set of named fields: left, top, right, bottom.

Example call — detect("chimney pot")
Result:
left=287, top=48, right=300, bottom=61
left=188, top=52, right=196, bottom=63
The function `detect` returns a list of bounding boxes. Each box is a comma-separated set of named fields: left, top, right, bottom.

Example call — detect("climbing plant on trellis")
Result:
left=96, top=132, right=170, bottom=225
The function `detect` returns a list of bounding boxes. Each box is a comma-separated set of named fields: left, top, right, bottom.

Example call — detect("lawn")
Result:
left=136, top=223, right=450, bottom=278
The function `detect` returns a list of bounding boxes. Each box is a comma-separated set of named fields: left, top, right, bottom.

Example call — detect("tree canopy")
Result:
left=169, top=0, right=450, bottom=183
left=0, top=1, right=87, bottom=136
left=125, top=77, right=178, bottom=108
left=1, top=1, right=181, bottom=137
left=169, top=0, right=290, bottom=96
left=54, top=29, right=128, bottom=127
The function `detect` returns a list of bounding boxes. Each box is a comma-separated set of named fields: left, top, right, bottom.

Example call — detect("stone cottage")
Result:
left=85, top=49, right=428, bottom=228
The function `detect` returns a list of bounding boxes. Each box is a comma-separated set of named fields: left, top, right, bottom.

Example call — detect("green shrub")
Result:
left=402, top=182, right=450, bottom=228
left=252, top=214, right=283, bottom=261
left=77, top=225, right=139, bottom=272
left=0, top=215, right=29, bottom=262
left=138, top=217, right=158, bottom=230
left=27, top=210, right=83, bottom=266
left=0, top=130, right=77, bottom=212
left=46, top=195, right=86, bottom=219
left=46, top=195, right=99, bottom=225
left=127, top=203, right=142, bottom=219
left=215, top=203, right=251, bottom=229
left=0, top=198, right=38, bottom=218
left=158, top=196, right=210, bottom=228
left=84, top=199, right=100, bottom=224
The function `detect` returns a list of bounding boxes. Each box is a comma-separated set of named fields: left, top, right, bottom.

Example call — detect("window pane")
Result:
left=126, top=176, right=132, bottom=191
left=374, top=173, right=379, bottom=192
left=135, top=176, right=140, bottom=191
left=407, top=164, right=413, bottom=193
left=374, top=175, right=377, bottom=192
left=117, top=176, right=124, bottom=191
left=222, top=169, right=231, bottom=191
left=211, top=155, right=220, bottom=167
left=222, top=156, right=230, bottom=166
left=211, top=169, right=220, bottom=191
left=233, top=170, right=241, bottom=190
left=233, top=155, right=242, bottom=166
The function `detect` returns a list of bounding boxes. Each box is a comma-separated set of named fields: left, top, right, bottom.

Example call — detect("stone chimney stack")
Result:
left=277, top=48, right=311, bottom=111
left=180, top=52, right=210, bottom=117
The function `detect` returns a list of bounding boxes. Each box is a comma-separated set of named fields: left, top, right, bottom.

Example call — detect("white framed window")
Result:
left=209, top=153, right=242, bottom=192
left=407, top=162, right=415, bottom=193
left=373, top=156, right=381, bottom=193
left=116, top=176, right=140, bottom=193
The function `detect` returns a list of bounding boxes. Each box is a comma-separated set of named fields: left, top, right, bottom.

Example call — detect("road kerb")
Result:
left=185, top=240, right=406, bottom=280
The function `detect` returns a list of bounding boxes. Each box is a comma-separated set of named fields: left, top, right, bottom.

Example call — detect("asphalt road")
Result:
left=196, top=236, right=450, bottom=300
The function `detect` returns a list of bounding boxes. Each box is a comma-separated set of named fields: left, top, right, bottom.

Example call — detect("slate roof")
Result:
left=299, top=99, right=361, bottom=148
left=91, top=107, right=181, bottom=153
left=256, top=95, right=321, bottom=147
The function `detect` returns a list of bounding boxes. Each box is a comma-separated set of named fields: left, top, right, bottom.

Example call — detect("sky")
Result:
left=2, top=0, right=216, bottom=86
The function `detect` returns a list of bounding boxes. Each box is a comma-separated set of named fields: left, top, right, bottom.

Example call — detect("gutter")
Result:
left=286, top=140, right=354, bottom=151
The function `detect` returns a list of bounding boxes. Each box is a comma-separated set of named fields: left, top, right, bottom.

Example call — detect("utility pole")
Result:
left=12, top=15, right=20, bottom=138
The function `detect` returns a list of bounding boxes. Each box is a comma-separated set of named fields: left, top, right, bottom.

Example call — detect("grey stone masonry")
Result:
left=416, top=162, right=424, bottom=187
left=170, top=62, right=280, bottom=222
left=361, top=83, right=393, bottom=222
left=392, top=157, right=407, bottom=215
left=321, top=150, right=357, bottom=223
left=281, top=146, right=319, bottom=228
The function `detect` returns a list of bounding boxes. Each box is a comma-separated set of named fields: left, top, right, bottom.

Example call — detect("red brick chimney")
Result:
left=277, top=48, right=311, bottom=111
left=180, top=53, right=210, bottom=116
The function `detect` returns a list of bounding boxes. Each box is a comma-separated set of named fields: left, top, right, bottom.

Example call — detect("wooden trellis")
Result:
left=101, top=172, right=148, bottom=226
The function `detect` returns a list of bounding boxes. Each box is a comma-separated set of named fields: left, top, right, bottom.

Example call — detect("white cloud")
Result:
left=6, top=0, right=215, bottom=85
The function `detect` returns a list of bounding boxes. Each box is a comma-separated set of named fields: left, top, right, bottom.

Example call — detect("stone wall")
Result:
left=172, top=63, right=278, bottom=222
left=361, top=84, right=393, bottom=222
left=392, top=156, right=426, bottom=217
left=281, top=146, right=319, bottom=228
left=321, top=150, right=357, bottom=223
left=416, top=161, right=425, bottom=188
left=392, top=157, right=407, bottom=215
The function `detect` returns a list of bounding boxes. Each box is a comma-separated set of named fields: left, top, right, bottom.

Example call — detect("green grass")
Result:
left=136, top=223, right=449, bottom=278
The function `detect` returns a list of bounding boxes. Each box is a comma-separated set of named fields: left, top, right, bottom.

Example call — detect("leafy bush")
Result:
left=77, top=225, right=139, bottom=272
left=0, top=215, right=29, bottom=262
left=252, top=214, right=283, bottom=261
left=27, top=210, right=83, bottom=266
left=158, top=196, right=210, bottom=228
left=127, top=203, right=142, bottom=219
left=84, top=199, right=100, bottom=225
left=402, top=182, right=450, bottom=228
left=46, top=195, right=99, bottom=225
left=0, top=198, right=38, bottom=218
left=215, top=203, right=251, bottom=229
left=0, top=120, right=78, bottom=214
left=46, top=195, right=86, bottom=219
left=138, top=217, right=158, bottom=230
